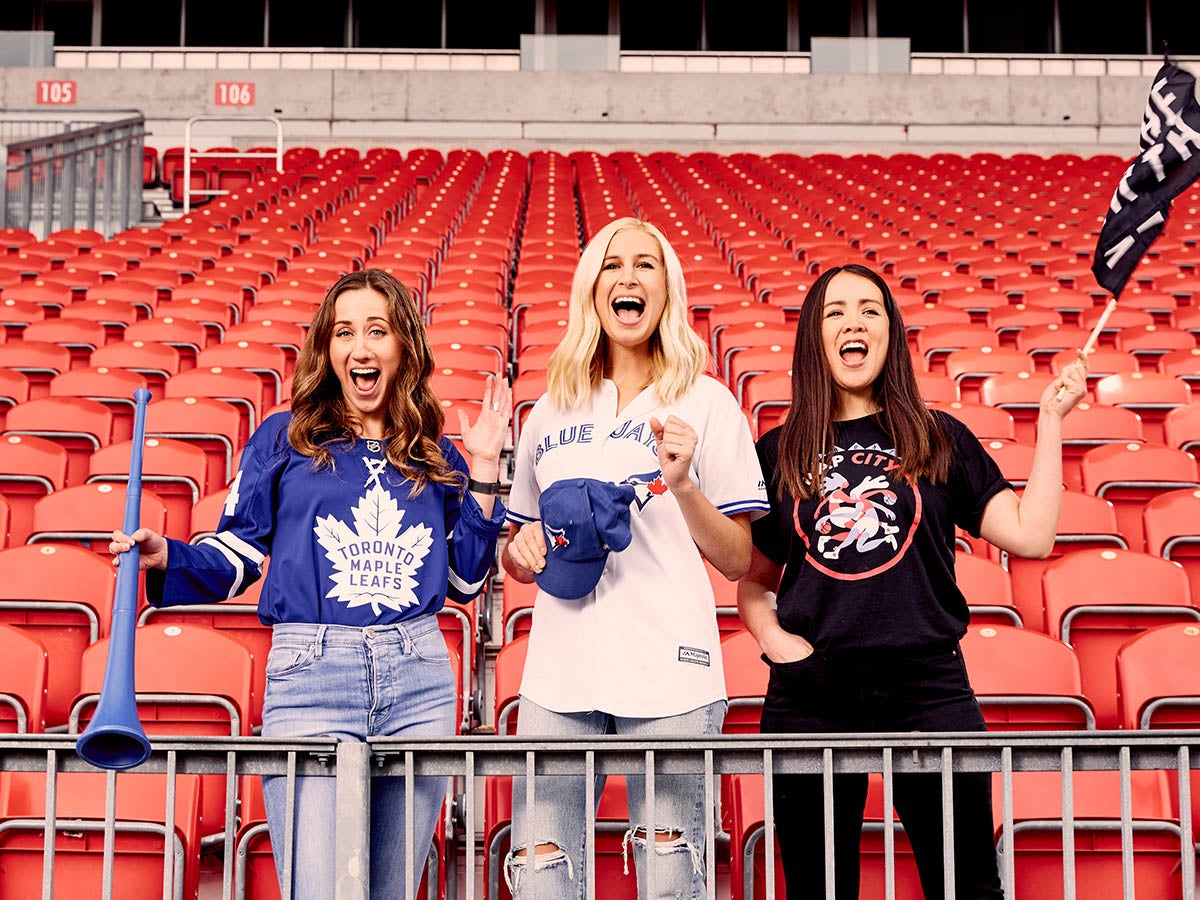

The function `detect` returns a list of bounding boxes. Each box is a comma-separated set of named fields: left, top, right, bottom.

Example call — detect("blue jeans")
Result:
left=506, top=697, right=727, bottom=900
left=260, top=617, right=457, bottom=900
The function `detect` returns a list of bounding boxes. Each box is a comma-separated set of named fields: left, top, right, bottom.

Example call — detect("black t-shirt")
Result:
left=752, top=411, right=1010, bottom=653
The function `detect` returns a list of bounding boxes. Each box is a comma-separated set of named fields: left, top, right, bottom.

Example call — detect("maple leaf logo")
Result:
left=314, top=485, right=434, bottom=616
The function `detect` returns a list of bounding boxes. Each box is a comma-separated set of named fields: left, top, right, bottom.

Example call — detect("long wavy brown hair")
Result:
left=774, top=263, right=951, bottom=500
left=287, top=269, right=460, bottom=495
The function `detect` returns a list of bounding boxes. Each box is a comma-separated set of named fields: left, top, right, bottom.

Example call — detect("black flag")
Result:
left=1092, top=60, right=1200, bottom=299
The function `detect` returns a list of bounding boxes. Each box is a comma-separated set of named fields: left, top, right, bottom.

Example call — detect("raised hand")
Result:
left=459, top=372, right=512, bottom=478
left=650, top=414, right=698, bottom=493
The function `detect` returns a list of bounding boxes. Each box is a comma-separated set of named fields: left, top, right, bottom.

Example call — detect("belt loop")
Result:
left=397, top=622, right=412, bottom=655
left=314, top=624, right=327, bottom=658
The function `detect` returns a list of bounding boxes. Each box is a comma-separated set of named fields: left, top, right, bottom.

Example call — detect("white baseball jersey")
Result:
left=507, top=373, right=770, bottom=718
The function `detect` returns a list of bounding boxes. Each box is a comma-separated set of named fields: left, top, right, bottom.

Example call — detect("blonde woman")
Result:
left=502, top=217, right=769, bottom=899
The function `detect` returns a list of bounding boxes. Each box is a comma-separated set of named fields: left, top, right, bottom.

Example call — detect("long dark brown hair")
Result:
left=287, top=269, right=459, bottom=495
left=774, top=263, right=951, bottom=500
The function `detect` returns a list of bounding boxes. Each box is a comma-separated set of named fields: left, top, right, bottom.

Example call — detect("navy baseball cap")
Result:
left=535, top=478, right=637, bottom=601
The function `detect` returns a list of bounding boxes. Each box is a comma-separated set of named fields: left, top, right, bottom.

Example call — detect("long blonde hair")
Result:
left=546, top=217, right=709, bottom=410
left=288, top=269, right=460, bottom=495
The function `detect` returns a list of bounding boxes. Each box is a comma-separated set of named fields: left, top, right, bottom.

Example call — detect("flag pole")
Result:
left=1055, top=297, right=1117, bottom=401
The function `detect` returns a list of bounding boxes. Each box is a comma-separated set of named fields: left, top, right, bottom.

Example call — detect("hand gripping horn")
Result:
left=76, top=387, right=154, bottom=770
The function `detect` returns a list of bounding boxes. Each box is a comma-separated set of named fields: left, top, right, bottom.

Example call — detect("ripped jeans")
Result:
left=505, top=696, right=726, bottom=900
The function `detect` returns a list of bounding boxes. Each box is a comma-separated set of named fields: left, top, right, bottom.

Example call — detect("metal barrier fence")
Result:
left=1, top=731, right=1197, bottom=900
left=1, top=113, right=148, bottom=240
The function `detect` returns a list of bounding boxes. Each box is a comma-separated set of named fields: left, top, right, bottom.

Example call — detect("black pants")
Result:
left=759, top=643, right=1004, bottom=900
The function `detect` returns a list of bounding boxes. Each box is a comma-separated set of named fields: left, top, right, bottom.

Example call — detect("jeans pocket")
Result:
left=265, top=641, right=317, bottom=678
left=409, top=626, right=451, bottom=663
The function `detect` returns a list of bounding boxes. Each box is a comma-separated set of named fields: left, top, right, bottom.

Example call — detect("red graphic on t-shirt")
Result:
left=794, top=443, right=920, bottom=581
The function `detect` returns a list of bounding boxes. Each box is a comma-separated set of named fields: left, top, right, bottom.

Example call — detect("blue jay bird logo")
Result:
left=544, top=523, right=570, bottom=551
left=621, top=469, right=669, bottom=510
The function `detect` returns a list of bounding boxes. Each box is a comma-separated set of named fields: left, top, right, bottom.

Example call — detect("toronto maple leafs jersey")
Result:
left=507, top=374, right=770, bottom=718
left=146, top=411, right=505, bottom=626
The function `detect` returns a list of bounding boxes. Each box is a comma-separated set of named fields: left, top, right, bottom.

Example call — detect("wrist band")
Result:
left=467, top=477, right=502, bottom=495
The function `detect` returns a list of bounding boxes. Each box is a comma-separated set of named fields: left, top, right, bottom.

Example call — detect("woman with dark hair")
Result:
left=738, top=263, right=1088, bottom=900
left=110, top=268, right=511, bottom=899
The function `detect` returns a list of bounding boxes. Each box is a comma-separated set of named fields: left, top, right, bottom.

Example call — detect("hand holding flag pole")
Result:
left=1054, top=297, right=1117, bottom=401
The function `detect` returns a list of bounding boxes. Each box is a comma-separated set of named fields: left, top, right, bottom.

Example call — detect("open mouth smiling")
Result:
left=351, top=367, right=381, bottom=392
left=839, top=340, right=868, bottom=365
left=612, top=296, right=646, bottom=324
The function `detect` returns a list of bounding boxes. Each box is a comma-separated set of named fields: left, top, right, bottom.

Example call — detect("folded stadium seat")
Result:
left=154, top=296, right=236, bottom=346
left=929, top=285, right=1007, bottom=322
left=484, top=634, right=636, bottom=900
left=1078, top=441, right=1200, bottom=553
left=222, top=320, right=307, bottom=376
left=430, top=341, right=505, bottom=380
left=931, top=400, right=1017, bottom=442
left=1014, top=285, right=1093, bottom=324
left=943, top=346, right=1036, bottom=405
left=749, top=271, right=813, bottom=320
left=1041, top=547, right=1199, bottom=730
left=196, top=340, right=290, bottom=410
left=1114, top=291, right=1182, bottom=328
left=145, top=395, right=245, bottom=490
left=173, top=279, right=251, bottom=327
left=985, top=304, right=1065, bottom=349
left=899, top=302, right=972, bottom=354
left=0, top=339, right=73, bottom=398
left=1079, top=304, right=1156, bottom=349
left=0, top=227, right=37, bottom=253
left=45, top=365, right=148, bottom=444
left=990, top=273, right=1066, bottom=304
left=84, top=277, right=162, bottom=317
left=426, top=297, right=508, bottom=333
left=0, top=543, right=115, bottom=727
left=0, top=622, right=47, bottom=733
left=0, top=296, right=47, bottom=339
left=59, top=297, right=141, bottom=344
left=86, top=437, right=210, bottom=541
left=0, top=433, right=69, bottom=546
left=1172, top=304, right=1200, bottom=339
left=913, top=322, right=1000, bottom=376
left=1115, top=622, right=1200, bottom=839
left=1113, top=324, right=1196, bottom=373
left=222, top=247, right=292, bottom=280
left=0, top=366, right=31, bottom=427
left=500, top=572, right=537, bottom=644
left=703, top=301, right=787, bottom=373
left=123, top=316, right=209, bottom=369
left=89, top=340, right=183, bottom=396
left=510, top=369, right=548, bottom=460
left=425, top=320, right=509, bottom=369
left=726, top=343, right=795, bottom=409
left=4, top=394, right=115, bottom=486
left=205, top=259, right=277, bottom=291
left=1161, top=402, right=1200, bottom=456
left=741, top=370, right=792, bottom=438
left=0, top=769, right=203, bottom=900
left=912, top=370, right=960, bottom=406
left=1050, top=347, right=1140, bottom=397
left=242, top=297, right=318, bottom=331
left=71, top=621, right=255, bottom=837
left=1141, top=487, right=1200, bottom=606
left=992, top=767, right=1185, bottom=900
left=163, top=366, right=266, bottom=448
left=57, top=251, right=128, bottom=283
left=252, top=278, right=329, bottom=308
left=960, top=624, right=1095, bottom=729
left=27, top=481, right=167, bottom=559
left=711, top=320, right=796, bottom=387
left=956, top=551, right=1022, bottom=628
left=1091, top=371, right=1193, bottom=446
left=19, top=318, right=110, bottom=370
left=976, top=371, right=1059, bottom=444
left=1013, top=322, right=1094, bottom=373
left=978, top=437, right=1037, bottom=490
left=1155, top=347, right=1200, bottom=393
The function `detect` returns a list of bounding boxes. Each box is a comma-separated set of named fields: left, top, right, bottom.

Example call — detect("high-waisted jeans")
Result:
left=260, top=616, right=457, bottom=900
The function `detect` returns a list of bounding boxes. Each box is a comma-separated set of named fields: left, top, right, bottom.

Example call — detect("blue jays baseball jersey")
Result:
left=146, top=411, right=505, bottom=625
left=507, top=374, right=770, bottom=717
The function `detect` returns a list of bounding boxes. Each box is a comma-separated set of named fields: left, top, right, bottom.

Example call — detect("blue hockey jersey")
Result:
left=147, top=411, right=505, bottom=625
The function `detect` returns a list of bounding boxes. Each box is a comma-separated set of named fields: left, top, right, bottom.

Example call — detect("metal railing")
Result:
left=1, top=730, right=1197, bottom=900
left=0, top=112, right=148, bottom=240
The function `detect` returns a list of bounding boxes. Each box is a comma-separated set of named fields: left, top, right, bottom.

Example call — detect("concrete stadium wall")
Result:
left=0, top=67, right=1156, bottom=156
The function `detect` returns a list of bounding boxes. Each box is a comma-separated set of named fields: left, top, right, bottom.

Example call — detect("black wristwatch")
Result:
left=467, top=477, right=502, bottom=495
